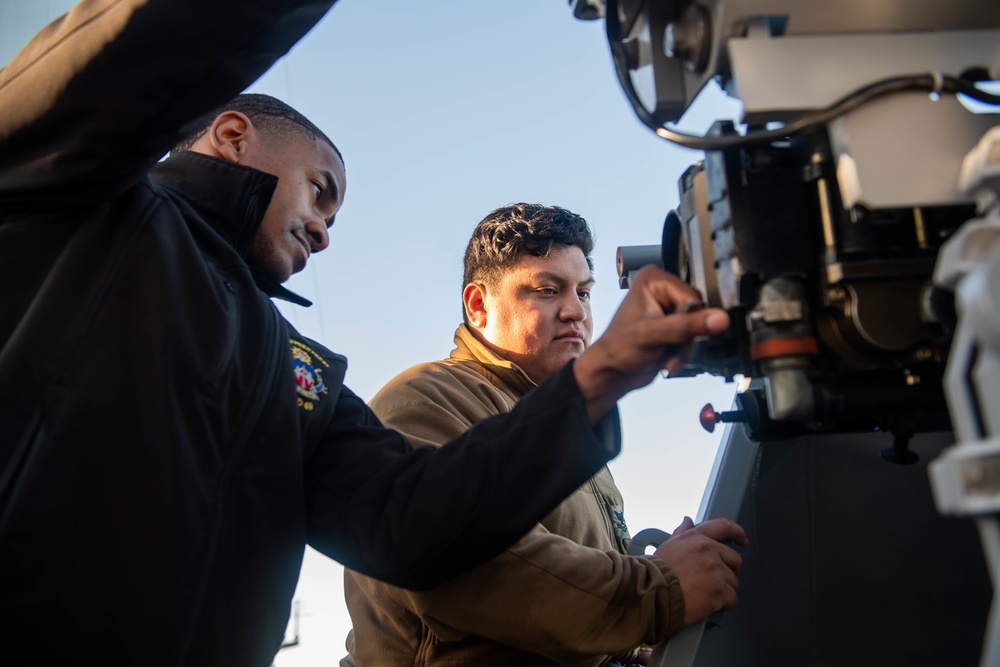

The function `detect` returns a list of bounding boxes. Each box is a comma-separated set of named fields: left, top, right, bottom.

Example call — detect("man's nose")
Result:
left=561, top=295, right=588, bottom=321
left=305, top=217, right=330, bottom=252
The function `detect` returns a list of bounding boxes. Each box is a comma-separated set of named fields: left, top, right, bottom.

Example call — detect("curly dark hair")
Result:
left=172, top=93, right=343, bottom=164
left=462, top=203, right=595, bottom=294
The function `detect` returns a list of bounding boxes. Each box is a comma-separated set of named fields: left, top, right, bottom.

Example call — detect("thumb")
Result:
left=671, top=515, right=695, bottom=536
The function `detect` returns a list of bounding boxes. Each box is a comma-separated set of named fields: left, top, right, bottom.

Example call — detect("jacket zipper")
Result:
left=590, top=477, right=618, bottom=550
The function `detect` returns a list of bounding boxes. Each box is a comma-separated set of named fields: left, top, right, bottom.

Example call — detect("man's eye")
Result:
left=579, top=291, right=591, bottom=301
left=539, top=288, right=557, bottom=296
left=312, top=182, right=323, bottom=200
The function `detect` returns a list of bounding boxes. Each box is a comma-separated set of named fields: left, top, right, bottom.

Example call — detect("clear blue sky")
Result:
left=3, top=2, right=743, bottom=663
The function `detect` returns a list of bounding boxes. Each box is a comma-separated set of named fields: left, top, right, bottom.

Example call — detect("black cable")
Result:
left=655, top=74, right=1000, bottom=151
left=605, top=0, right=1000, bottom=152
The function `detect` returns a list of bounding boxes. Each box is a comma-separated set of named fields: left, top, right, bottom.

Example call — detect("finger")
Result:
left=717, top=583, right=739, bottom=613
left=712, top=567, right=740, bottom=600
left=671, top=515, right=695, bottom=535
left=718, top=546, right=744, bottom=577
left=638, top=271, right=728, bottom=332
left=633, top=265, right=703, bottom=308
left=691, top=518, right=748, bottom=545
left=703, top=309, right=730, bottom=335
left=646, top=309, right=732, bottom=353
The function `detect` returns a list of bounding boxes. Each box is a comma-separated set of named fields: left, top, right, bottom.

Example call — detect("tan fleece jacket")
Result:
left=341, top=325, right=685, bottom=666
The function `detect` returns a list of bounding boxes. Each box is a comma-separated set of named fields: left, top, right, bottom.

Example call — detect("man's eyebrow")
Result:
left=534, top=271, right=596, bottom=286
left=321, top=170, right=340, bottom=228
left=321, top=170, right=340, bottom=201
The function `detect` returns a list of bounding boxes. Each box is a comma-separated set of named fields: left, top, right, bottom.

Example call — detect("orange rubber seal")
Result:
left=750, top=337, right=820, bottom=361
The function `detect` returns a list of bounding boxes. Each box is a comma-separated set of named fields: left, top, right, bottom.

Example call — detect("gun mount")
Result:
left=575, top=1, right=1000, bottom=665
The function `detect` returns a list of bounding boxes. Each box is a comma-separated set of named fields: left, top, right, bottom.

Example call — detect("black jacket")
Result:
left=0, top=0, right=621, bottom=664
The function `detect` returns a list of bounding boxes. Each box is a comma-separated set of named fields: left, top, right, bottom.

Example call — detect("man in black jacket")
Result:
left=0, top=1, right=743, bottom=664
left=174, top=94, right=347, bottom=286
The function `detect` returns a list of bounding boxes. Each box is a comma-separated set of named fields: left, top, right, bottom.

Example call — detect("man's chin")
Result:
left=248, top=262, right=293, bottom=285
left=270, top=264, right=295, bottom=284
left=273, top=255, right=300, bottom=282
left=553, top=338, right=587, bottom=351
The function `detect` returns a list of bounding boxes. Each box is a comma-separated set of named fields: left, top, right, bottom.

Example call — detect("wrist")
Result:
left=573, top=344, right=627, bottom=423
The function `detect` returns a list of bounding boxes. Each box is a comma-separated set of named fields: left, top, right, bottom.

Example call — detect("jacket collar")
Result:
left=451, top=324, right=536, bottom=394
left=151, top=152, right=312, bottom=306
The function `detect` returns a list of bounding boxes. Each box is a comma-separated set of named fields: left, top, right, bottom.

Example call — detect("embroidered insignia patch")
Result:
left=291, top=339, right=330, bottom=411
left=610, top=504, right=630, bottom=543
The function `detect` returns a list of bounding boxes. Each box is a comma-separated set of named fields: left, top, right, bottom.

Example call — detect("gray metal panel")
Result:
left=828, top=93, right=999, bottom=209
left=659, top=0, right=1000, bottom=124
left=726, top=30, right=1000, bottom=208
left=650, top=426, right=992, bottom=667
left=727, top=30, right=1000, bottom=119
left=710, top=0, right=1000, bottom=36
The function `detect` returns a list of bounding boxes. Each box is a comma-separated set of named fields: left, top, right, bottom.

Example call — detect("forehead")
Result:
left=502, top=245, right=593, bottom=283
left=274, top=132, right=346, bottom=191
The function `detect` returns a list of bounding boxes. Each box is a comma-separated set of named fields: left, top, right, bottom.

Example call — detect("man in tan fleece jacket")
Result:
left=341, top=203, right=746, bottom=667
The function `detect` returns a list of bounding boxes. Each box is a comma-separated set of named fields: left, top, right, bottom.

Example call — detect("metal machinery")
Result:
left=573, top=1, right=1000, bottom=664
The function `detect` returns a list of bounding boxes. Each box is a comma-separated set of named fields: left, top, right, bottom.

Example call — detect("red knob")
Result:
left=699, top=403, right=719, bottom=433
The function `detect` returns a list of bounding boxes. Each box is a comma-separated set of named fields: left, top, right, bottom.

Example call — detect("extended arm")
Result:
left=306, top=364, right=621, bottom=591
left=0, top=0, right=336, bottom=209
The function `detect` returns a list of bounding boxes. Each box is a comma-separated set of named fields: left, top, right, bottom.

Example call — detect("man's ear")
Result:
left=463, top=283, right=488, bottom=329
left=204, top=111, right=257, bottom=164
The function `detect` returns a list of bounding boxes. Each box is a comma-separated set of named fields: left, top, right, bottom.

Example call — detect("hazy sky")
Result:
left=3, top=2, right=743, bottom=663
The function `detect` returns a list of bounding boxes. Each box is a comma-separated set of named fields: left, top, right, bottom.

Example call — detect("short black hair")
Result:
left=172, top=93, right=343, bottom=164
left=463, top=202, right=595, bottom=293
